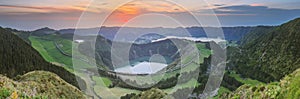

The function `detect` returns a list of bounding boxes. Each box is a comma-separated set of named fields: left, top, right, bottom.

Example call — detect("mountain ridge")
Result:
left=0, top=27, right=86, bottom=90
left=0, top=71, right=86, bottom=98
left=220, top=67, right=300, bottom=98
left=231, top=18, right=300, bottom=82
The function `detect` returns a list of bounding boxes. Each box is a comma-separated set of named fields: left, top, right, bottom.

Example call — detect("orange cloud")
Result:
left=0, top=4, right=97, bottom=14
left=117, top=4, right=140, bottom=15
left=104, top=1, right=186, bottom=25
left=250, top=3, right=264, bottom=6
left=133, top=1, right=185, bottom=13
left=107, top=4, right=141, bottom=23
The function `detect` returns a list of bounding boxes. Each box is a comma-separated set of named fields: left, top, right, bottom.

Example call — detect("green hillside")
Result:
left=29, top=36, right=73, bottom=68
left=4, top=27, right=32, bottom=43
left=120, top=88, right=168, bottom=99
left=28, top=33, right=94, bottom=71
left=0, top=71, right=85, bottom=98
left=219, top=18, right=300, bottom=98
left=220, top=68, right=300, bottom=98
left=86, top=18, right=300, bottom=97
left=231, top=18, right=300, bottom=82
left=0, top=27, right=86, bottom=90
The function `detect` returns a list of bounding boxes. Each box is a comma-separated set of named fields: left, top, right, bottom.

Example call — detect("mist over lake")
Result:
left=114, top=62, right=167, bottom=74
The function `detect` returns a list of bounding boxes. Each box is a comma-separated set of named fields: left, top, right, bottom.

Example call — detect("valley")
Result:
left=1, top=0, right=300, bottom=99
left=1, top=18, right=300, bottom=99
left=5, top=25, right=253, bottom=98
left=17, top=27, right=217, bottom=98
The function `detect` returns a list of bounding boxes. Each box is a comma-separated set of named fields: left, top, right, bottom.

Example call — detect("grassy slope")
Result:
left=29, top=36, right=73, bottom=68
left=92, top=76, right=112, bottom=87
left=92, top=76, right=139, bottom=98
left=220, top=68, right=300, bottom=99
left=228, top=71, right=263, bottom=85
left=0, top=28, right=85, bottom=90
left=29, top=35, right=116, bottom=97
left=130, top=88, right=168, bottom=99
left=214, top=87, right=231, bottom=99
left=213, top=71, right=263, bottom=98
left=29, top=36, right=94, bottom=70
left=233, top=18, right=300, bottom=82
left=197, top=43, right=211, bottom=59
left=164, top=78, right=199, bottom=93
left=29, top=37, right=55, bottom=62
left=0, top=71, right=85, bottom=98
left=56, top=39, right=72, bottom=55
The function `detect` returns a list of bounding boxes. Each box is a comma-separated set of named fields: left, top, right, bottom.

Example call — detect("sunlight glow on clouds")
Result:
left=105, top=1, right=186, bottom=24
left=0, top=5, right=87, bottom=14
left=0, top=0, right=300, bottom=30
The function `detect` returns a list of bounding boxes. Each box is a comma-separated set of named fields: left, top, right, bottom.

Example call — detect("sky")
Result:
left=0, top=0, right=300, bottom=30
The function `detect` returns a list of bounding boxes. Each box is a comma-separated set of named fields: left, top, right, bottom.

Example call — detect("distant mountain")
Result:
left=230, top=18, right=300, bottom=82
left=0, top=71, right=85, bottom=98
left=0, top=27, right=86, bottom=90
left=31, top=27, right=57, bottom=36
left=187, top=27, right=255, bottom=41
left=58, top=26, right=256, bottom=42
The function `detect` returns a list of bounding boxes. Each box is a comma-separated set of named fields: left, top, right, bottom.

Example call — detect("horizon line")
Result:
left=1, top=24, right=279, bottom=31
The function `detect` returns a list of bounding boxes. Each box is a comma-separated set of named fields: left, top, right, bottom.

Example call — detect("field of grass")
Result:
left=214, top=87, right=231, bottom=99
left=30, top=35, right=139, bottom=98
left=181, top=43, right=210, bottom=65
left=29, top=35, right=96, bottom=70
left=92, top=76, right=112, bottom=87
left=197, top=43, right=211, bottom=58
left=92, top=76, right=200, bottom=98
left=164, top=78, right=199, bottom=93
left=92, top=76, right=140, bottom=98
left=29, top=36, right=73, bottom=69
left=0, top=71, right=85, bottom=98
left=29, top=37, right=55, bottom=62
left=56, top=39, right=72, bottom=55
left=229, top=71, right=263, bottom=85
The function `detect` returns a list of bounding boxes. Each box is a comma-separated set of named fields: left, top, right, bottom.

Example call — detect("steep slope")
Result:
left=220, top=68, right=300, bottom=98
left=0, top=27, right=86, bottom=90
left=240, top=26, right=276, bottom=45
left=0, top=71, right=85, bottom=98
left=4, top=27, right=31, bottom=43
left=120, top=88, right=168, bottom=99
left=231, top=18, right=300, bottom=82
